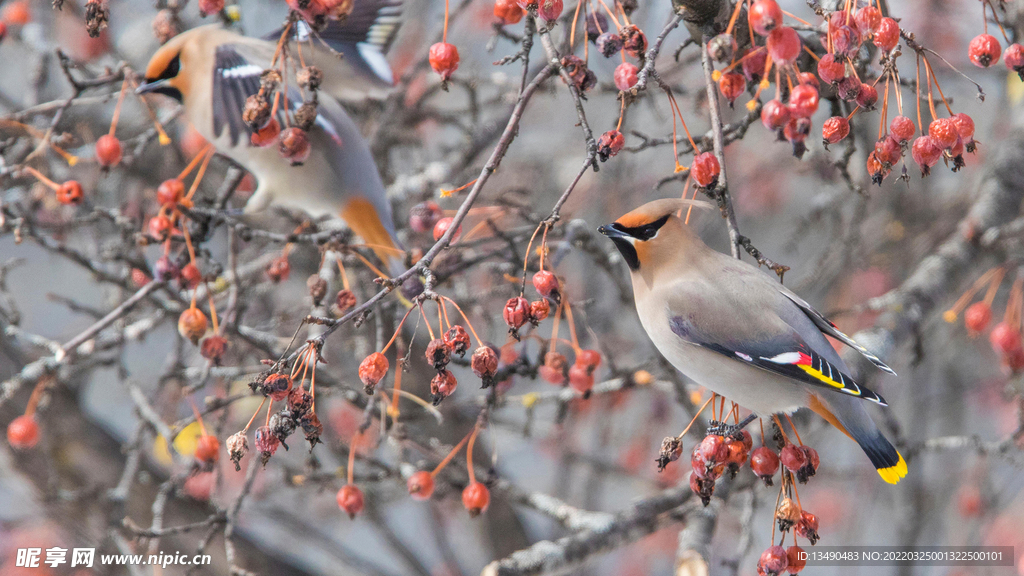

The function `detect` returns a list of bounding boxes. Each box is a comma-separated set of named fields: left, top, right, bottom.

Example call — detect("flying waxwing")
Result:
left=599, top=198, right=907, bottom=484
left=137, top=0, right=403, bottom=269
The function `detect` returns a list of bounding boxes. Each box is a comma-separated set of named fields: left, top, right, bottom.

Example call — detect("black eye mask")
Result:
left=611, top=215, right=670, bottom=241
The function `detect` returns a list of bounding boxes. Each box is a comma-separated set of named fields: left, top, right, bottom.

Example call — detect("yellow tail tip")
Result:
left=877, top=452, right=907, bottom=484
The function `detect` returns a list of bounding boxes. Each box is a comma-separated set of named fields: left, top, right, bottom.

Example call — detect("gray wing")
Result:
left=665, top=261, right=887, bottom=405
left=212, top=45, right=264, bottom=147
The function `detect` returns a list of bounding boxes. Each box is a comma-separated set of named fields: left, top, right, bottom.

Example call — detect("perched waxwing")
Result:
left=600, top=199, right=907, bottom=484
left=137, top=1, right=403, bottom=270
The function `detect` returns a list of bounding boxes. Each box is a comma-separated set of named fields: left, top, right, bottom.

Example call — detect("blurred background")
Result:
left=1, top=0, right=1024, bottom=574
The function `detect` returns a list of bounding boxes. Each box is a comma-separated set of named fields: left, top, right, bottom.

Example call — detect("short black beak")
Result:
left=598, top=224, right=629, bottom=239
left=136, top=79, right=168, bottom=95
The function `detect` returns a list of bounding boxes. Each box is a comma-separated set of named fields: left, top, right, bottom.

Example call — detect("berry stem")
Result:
left=208, top=292, right=220, bottom=334
left=466, top=424, right=481, bottom=484
left=390, top=350, right=404, bottom=419
left=915, top=54, right=924, bottom=133
left=349, top=251, right=389, bottom=280
left=24, top=376, right=51, bottom=417
left=430, top=429, right=472, bottom=477
left=347, top=432, right=360, bottom=485
left=563, top=297, right=580, bottom=352
left=177, top=144, right=214, bottom=181
left=243, top=397, right=267, bottom=433
left=783, top=414, right=803, bottom=445
left=442, top=0, right=449, bottom=43
left=570, top=0, right=583, bottom=48
left=780, top=9, right=813, bottom=27
left=677, top=393, right=716, bottom=439
left=337, top=259, right=351, bottom=291
left=983, top=267, right=1006, bottom=306
left=549, top=300, right=562, bottom=353
left=440, top=178, right=478, bottom=198
left=22, top=166, right=59, bottom=191
left=983, top=0, right=1011, bottom=43
left=595, top=0, right=621, bottom=30
left=759, top=417, right=766, bottom=446
left=189, top=397, right=208, bottom=436
left=945, top=266, right=1005, bottom=320
left=724, top=0, right=744, bottom=36
left=418, top=303, right=437, bottom=340
left=921, top=57, right=953, bottom=116
left=682, top=175, right=697, bottom=225
left=109, top=77, right=129, bottom=137
left=382, top=306, right=415, bottom=354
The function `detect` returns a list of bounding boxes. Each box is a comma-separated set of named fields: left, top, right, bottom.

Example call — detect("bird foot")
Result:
left=707, top=413, right=757, bottom=439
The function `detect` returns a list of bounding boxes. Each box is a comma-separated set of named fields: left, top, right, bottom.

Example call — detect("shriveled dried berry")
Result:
left=471, top=345, right=499, bottom=380
left=425, top=338, right=452, bottom=370
left=430, top=369, right=458, bottom=403
left=227, top=431, right=248, bottom=471
left=443, top=325, right=471, bottom=356
left=596, top=32, right=623, bottom=58
left=307, top=274, right=328, bottom=306
left=597, top=130, right=625, bottom=162
left=359, top=352, right=389, bottom=393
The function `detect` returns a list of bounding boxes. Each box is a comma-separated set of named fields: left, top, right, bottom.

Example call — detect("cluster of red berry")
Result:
left=241, top=64, right=322, bottom=166
left=945, top=267, right=1024, bottom=372
left=658, top=401, right=821, bottom=575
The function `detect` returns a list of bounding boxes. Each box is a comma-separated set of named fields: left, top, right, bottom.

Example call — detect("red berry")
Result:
left=929, top=118, right=958, bottom=150
left=831, top=25, right=861, bottom=58
left=816, top=53, right=845, bottom=85
left=576, top=349, right=601, bottom=368
left=157, top=178, right=185, bottom=206
left=529, top=299, right=550, bottom=322
left=131, top=268, right=151, bottom=287
left=178, top=307, right=208, bottom=344
left=786, top=546, right=806, bottom=573
left=254, top=425, right=280, bottom=455
left=854, top=5, right=881, bottom=33
left=493, top=0, right=523, bottom=24
left=538, top=0, right=561, bottom=21
left=429, top=42, right=460, bottom=81
left=761, top=99, right=790, bottom=131
left=800, top=445, right=819, bottom=472
left=433, top=216, right=461, bottom=242
left=855, top=83, right=878, bottom=109
left=783, top=117, right=811, bottom=144
left=780, top=444, right=807, bottom=472
left=827, top=10, right=856, bottom=35
left=795, top=510, right=819, bottom=543
left=56, top=180, right=84, bottom=205
left=471, top=345, right=499, bottom=379
left=758, top=545, right=789, bottom=576
left=95, top=134, right=122, bottom=167
left=266, top=256, right=290, bottom=282
left=443, top=325, right=471, bottom=356
left=195, top=434, right=219, bottom=463
left=250, top=117, right=281, bottom=147
left=750, top=446, right=780, bottom=483
left=568, top=362, right=595, bottom=394
left=749, top=0, right=782, bottom=36
left=619, top=25, right=647, bottom=58
left=200, top=335, right=228, bottom=361
left=741, top=49, right=768, bottom=83
left=699, top=435, right=728, bottom=464
left=707, top=33, right=738, bottom=64
left=873, top=17, right=899, bottom=52
left=690, top=152, right=721, bottom=188
left=911, top=136, right=942, bottom=175
left=278, top=127, right=311, bottom=165
left=613, top=62, right=638, bottom=91
left=462, top=481, right=490, bottom=516
left=718, top=72, right=746, bottom=104
left=359, top=352, right=389, bottom=391
left=836, top=75, right=861, bottom=101
left=597, top=129, right=625, bottom=161
left=788, top=84, right=819, bottom=118
left=1004, top=43, right=1024, bottom=72
left=503, top=296, right=530, bottom=330
left=199, top=0, right=224, bottom=16
left=532, top=270, right=559, bottom=298
left=965, top=302, right=992, bottom=333
left=822, top=116, right=849, bottom=144
left=889, top=115, right=915, bottom=142
left=431, top=369, right=458, bottom=401
left=767, top=26, right=801, bottom=63
left=990, top=321, right=1022, bottom=354
left=725, top=437, right=748, bottom=465
left=873, top=136, right=901, bottom=167
left=7, top=414, right=40, bottom=449
left=337, top=484, right=365, bottom=518
left=950, top=112, right=975, bottom=141
left=409, top=201, right=443, bottom=233
left=180, top=263, right=202, bottom=289
left=968, top=34, right=1001, bottom=68
left=264, top=373, right=293, bottom=401
left=407, top=471, right=435, bottom=500
left=148, top=214, right=172, bottom=239
left=540, top=352, right=567, bottom=384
